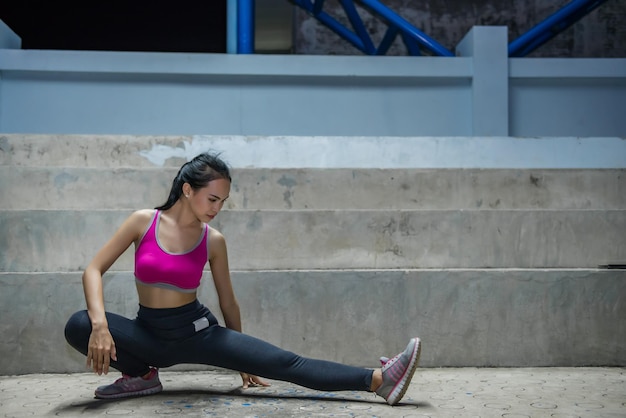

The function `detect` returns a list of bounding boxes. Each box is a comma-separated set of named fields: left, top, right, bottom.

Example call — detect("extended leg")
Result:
left=165, top=324, right=373, bottom=392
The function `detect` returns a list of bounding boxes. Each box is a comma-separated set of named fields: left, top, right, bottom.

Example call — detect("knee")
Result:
left=64, top=310, right=91, bottom=349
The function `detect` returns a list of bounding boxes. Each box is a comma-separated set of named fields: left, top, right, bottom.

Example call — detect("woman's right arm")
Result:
left=83, top=209, right=152, bottom=375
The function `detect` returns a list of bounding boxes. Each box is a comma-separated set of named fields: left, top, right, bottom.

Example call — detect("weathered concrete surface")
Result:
left=294, top=0, right=626, bottom=58
left=0, top=134, right=192, bottom=168
left=1, top=209, right=624, bottom=271
left=2, top=166, right=625, bottom=211
left=1, top=269, right=624, bottom=375
left=4, top=134, right=626, bottom=170
left=1, top=368, right=625, bottom=417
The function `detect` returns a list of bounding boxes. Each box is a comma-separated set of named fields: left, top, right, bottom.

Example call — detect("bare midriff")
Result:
left=136, top=281, right=198, bottom=309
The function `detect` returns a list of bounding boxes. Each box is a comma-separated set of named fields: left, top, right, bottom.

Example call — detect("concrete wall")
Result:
left=294, top=0, right=626, bottom=57
left=3, top=269, right=624, bottom=375
left=1, top=134, right=625, bottom=374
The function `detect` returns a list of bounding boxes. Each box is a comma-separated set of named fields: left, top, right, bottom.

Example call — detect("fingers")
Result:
left=86, top=343, right=116, bottom=375
left=91, top=351, right=104, bottom=375
left=251, top=375, right=271, bottom=387
left=86, top=349, right=93, bottom=370
left=240, top=373, right=250, bottom=389
left=110, top=345, right=117, bottom=362
left=86, top=347, right=101, bottom=374
left=240, top=373, right=271, bottom=389
left=101, top=343, right=116, bottom=375
left=102, top=351, right=111, bottom=375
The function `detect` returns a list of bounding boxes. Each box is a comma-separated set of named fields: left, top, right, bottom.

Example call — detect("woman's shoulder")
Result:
left=129, top=209, right=157, bottom=222
left=133, top=208, right=157, bottom=218
left=124, top=209, right=157, bottom=232
left=205, top=224, right=227, bottom=262
left=208, top=225, right=225, bottom=242
left=208, top=225, right=227, bottom=253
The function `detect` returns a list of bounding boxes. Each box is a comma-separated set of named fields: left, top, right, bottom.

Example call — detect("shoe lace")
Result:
left=380, top=354, right=401, bottom=367
left=113, top=374, right=133, bottom=385
left=113, top=368, right=157, bottom=385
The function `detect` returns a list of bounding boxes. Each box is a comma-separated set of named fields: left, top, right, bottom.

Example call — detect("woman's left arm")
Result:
left=208, top=228, right=270, bottom=388
left=208, top=228, right=242, bottom=331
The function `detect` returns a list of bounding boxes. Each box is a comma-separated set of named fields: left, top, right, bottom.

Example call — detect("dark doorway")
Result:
left=0, top=1, right=227, bottom=53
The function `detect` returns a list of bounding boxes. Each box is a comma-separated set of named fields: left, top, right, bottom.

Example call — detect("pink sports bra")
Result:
left=135, top=210, right=208, bottom=293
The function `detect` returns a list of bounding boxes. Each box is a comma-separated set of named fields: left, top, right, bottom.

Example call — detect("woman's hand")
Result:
left=86, top=326, right=117, bottom=375
left=240, top=372, right=271, bottom=389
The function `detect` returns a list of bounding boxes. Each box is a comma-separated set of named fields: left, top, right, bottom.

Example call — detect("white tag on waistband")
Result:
left=193, top=317, right=210, bottom=332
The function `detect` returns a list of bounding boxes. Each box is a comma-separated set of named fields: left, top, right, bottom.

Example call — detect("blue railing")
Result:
left=288, top=0, right=454, bottom=56
left=235, top=0, right=255, bottom=54
left=234, top=0, right=612, bottom=57
left=508, top=0, right=610, bottom=57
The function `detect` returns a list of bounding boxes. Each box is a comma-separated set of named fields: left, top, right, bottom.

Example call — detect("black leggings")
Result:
left=64, top=300, right=373, bottom=392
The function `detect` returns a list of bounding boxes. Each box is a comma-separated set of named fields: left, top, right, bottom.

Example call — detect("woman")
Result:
left=64, top=152, right=421, bottom=406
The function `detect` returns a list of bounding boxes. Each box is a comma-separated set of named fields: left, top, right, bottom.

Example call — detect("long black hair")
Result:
left=155, top=152, right=232, bottom=211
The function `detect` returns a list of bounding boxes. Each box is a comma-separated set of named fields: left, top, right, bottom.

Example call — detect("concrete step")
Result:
left=2, top=209, right=623, bottom=271
left=0, top=134, right=190, bottom=168
left=2, top=269, right=624, bottom=374
left=3, top=134, right=626, bottom=171
left=2, top=166, right=625, bottom=210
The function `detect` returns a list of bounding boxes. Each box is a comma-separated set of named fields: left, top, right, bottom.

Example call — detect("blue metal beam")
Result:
left=376, top=26, right=398, bottom=55
left=289, top=0, right=454, bottom=56
left=357, top=0, right=453, bottom=56
left=237, top=0, right=255, bottom=54
left=509, top=0, right=610, bottom=57
left=340, top=0, right=376, bottom=54
left=401, top=33, right=422, bottom=56
left=241, top=0, right=613, bottom=57
left=292, top=0, right=367, bottom=52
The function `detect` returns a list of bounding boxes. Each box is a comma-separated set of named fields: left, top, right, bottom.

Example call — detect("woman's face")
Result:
left=187, top=178, right=230, bottom=223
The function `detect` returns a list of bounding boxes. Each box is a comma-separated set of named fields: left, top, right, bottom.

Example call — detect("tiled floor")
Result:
left=0, top=367, right=624, bottom=417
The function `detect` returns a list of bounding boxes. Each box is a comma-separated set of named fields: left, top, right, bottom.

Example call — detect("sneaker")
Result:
left=375, top=337, right=421, bottom=405
left=95, top=367, right=163, bottom=399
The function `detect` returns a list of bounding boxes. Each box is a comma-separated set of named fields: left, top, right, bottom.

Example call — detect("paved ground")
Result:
left=0, top=367, right=624, bottom=417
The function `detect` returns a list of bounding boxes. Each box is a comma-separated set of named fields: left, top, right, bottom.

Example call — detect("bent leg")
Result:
left=170, top=325, right=373, bottom=392
left=64, top=310, right=157, bottom=377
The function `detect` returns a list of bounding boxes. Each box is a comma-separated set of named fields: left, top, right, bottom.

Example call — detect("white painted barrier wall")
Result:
left=1, top=24, right=625, bottom=139
left=138, top=136, right=626, bottom=169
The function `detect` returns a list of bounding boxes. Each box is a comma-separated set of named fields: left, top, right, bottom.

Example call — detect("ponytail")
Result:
left=155, top=164, right=187, bottom=211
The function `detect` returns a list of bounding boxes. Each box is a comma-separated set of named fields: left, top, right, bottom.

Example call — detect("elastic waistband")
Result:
left=138, top=299, right=204, bottom=319
left=137, top=299, right=217, bottom=340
